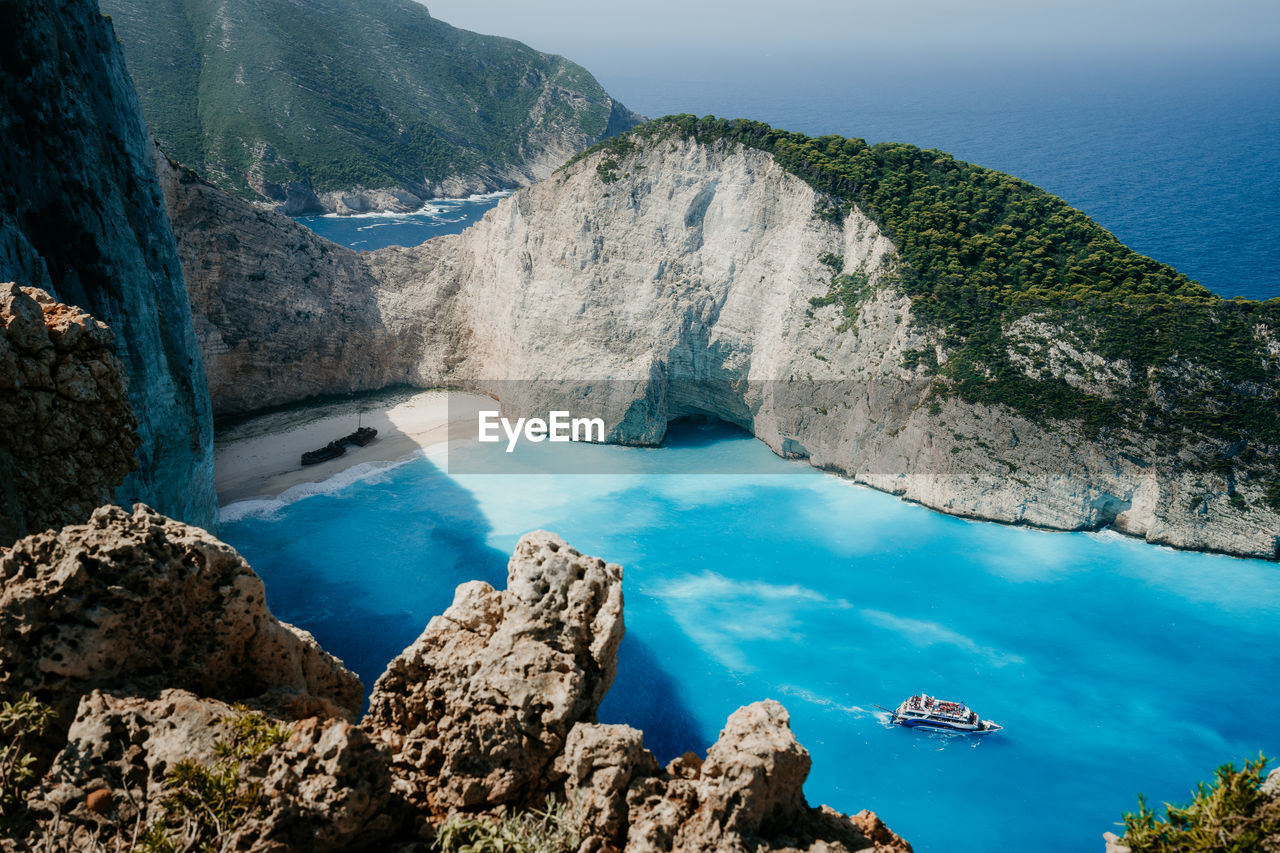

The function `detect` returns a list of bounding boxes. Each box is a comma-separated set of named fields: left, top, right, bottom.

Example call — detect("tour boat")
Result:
left=880, top=694, right=1002, bottom=734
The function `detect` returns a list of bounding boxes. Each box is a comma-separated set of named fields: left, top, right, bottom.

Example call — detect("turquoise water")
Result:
left=220, top=422, right=1280, bottom=852
left=295, top=191, right=509, bottom=250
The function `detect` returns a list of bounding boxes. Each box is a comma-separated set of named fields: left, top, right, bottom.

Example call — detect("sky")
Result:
left=419, top=0, right=1280, bottom=67
left=418, top=0, right=1280, bottom=132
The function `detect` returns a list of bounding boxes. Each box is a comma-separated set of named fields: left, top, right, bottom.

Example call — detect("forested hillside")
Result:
left=101, top=0, right=641, bottom=208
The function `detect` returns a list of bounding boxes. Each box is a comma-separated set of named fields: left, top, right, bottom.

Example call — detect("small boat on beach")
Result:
left=878, top=694, right=1001, bottom=734
left=301, top=440, right=347, bottom=466
left=299, top=423, right=377, bottom=465
left=345, top=425, right=377, bottom=446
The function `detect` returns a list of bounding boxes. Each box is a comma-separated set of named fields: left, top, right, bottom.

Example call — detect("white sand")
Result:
left=214, top=389, right=492, bottom=505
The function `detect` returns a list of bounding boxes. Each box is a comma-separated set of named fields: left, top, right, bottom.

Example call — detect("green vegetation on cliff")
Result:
left=138, top=708, right=291, bottom=853
left=0, top=695, right=54, bottom=829
left=584, top=117, right=1280, bottom=457
left=100, top=0, right=640, bottom=203
left=1120, top=755, right=1279, bottom=852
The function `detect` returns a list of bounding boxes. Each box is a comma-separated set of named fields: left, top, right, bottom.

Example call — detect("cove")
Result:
left=219, top=421, right=1280, bottom=852
left=293, top=191, right=509, bottom=250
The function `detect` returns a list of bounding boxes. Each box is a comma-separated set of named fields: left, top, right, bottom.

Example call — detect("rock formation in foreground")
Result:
left=0, top=504, right=363, bottom=732
left=24, top=690, right=394, bottom=853
left=0, top=0, right=216, bottom=531
left=174, top=122, right=1280, bottom=561
left=3, top=518, right=910, bottom=852
left=0, top=285, right=139, bottom=545
left=363, top=531, right=625, bottom=820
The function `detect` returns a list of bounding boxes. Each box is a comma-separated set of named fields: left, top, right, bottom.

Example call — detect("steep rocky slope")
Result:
left=2, top=518, right=908, bottom=852
left=0, top=286, right=139, bottom=545
left=175, top=127, right=1280, bottom=560
left=0, top=0, right=216, bottom=531
left=101, top=0, right=641, bottom=213
left=153, top=149, right=407, bottom=415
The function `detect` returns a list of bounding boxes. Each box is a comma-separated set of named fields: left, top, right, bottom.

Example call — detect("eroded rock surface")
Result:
left=0, top=285, right=139, bottom=545
left=363, top=530, right=624, bottom=818
left=17, top=689, right=394, bottom=853
left=622, top=701, right=911, bottom=853
left=560, top=723, right=659, bottom=848
left=0, top=504, right=362, bottom=727
left=1, top=522, right=911, bottom=851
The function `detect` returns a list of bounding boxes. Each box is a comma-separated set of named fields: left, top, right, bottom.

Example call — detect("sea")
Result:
left=296, top=190, right=511, bottom=251
left=251, top=54, right=1280, bottom=852
left=301, top=51, right=1279, bottom=301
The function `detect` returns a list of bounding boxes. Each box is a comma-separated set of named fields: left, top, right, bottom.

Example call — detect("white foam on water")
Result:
left=313, top=190, right=512, bottom=220
left=219, top=451, right=426, bottom=523
left=462, top=190, right=513, bottom=202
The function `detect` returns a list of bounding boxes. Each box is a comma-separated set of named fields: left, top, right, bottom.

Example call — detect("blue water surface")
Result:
left=601, top=52, right=1280, bottom=302
left=220, top=423, right=1280, bottom=853
left=295, top=191, right=509, bottom=250
left=297, top=52, right=1279, bottom=300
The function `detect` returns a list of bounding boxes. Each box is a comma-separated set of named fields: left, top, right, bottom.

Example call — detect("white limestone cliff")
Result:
left=174, top=133, right=1280, bottom=561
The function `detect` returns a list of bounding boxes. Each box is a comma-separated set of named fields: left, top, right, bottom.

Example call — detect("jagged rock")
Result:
left=624, top=701, right=911, bottom=853
left=230, top=713, right=397, bottom=851
left=18, top=689, right=394, bottom=852
left=0, top=285, right=139, bottom=545
left=363, top=531, right=624, bottom=820
left=559, top=724, right=659, bottom=851
left=1263, top=767, right=1280, bottom=800
left=0, top=0, right=216, bottom=530
left=0, top=504, right=363, bottom=728
left=1103, top=831, right=1132, bottom=853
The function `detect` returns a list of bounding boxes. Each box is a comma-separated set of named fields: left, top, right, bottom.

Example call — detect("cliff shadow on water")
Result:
left=599, top=632, right=707, bottom=764
left=219, top=403, right=709, bottom=736
left=220, top=449, right=509, bottom=709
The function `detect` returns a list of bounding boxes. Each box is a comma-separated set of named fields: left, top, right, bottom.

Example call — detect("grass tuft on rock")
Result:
left=0, top=694, right=56, bottom=829
left=136, top=707, right=290, bottom=853
left=436, top=795, right=581, bottom=853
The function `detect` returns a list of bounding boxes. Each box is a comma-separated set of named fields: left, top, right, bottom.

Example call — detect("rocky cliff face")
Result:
left=364, top=531, right=625, bottom=822
left=154, top=149, right=410, bottom=416
left=100, top=0, right=642, bottom=214
left=3, top=519, right=908, bottom=853
left=0, top=0, right=216, bottom=531
left=0, top=505, right=363, bottom=730
left=371, top=134, right=1280, bottom=560
left=0, top=286, right=139, bottom=545
left=177, top=132, right=1279, bottom=560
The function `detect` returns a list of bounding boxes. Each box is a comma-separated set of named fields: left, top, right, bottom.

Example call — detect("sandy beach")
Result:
left=214, top=389, right=492, bottom=506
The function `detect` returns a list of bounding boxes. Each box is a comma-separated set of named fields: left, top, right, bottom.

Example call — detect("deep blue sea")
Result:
left=262, top=56, right=1280, bottom=851
left=221, top=424, right=1280, bottom=852
left=300, top=52, right=1280, bottom=300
